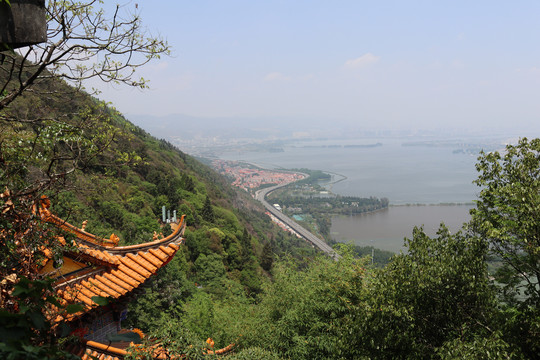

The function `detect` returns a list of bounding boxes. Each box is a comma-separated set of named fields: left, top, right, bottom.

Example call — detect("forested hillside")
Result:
left=3, top=67, right=540, bottom=358
left=0, top=56, right=317, bottom=358
left=1, top=4, right=539, bottom=357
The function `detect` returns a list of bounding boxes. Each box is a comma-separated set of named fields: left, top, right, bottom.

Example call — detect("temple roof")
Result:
left=36, top=197, right=186, bottom=322
left=34, top=198, right=234, bottom=358
left=65, top=337, right=236, bottom=359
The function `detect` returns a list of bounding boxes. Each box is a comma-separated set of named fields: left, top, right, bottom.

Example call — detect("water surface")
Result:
left=331, top=204, right=474, bottom=253
left=220, top=137, right=480, bottom=252
left=221, top=138, right=479, bottom=204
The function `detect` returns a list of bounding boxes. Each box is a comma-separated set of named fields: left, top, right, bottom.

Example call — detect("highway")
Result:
left=255, top=182, right=340, bottom=259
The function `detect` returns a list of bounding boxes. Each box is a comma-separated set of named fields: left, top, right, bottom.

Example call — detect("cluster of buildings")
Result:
left=212, top=160, right=305, bottom=192
left=213, top=160, right=311, bottom=239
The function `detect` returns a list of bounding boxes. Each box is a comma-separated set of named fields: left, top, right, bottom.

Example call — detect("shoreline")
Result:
left=225, top=160, right=475, bottom=209
left=390, top=202, right=475, bottom=207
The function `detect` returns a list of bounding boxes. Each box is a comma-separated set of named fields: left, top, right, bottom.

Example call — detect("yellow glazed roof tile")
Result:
left=94, top=275, right=125, bottom=295
left=118, top=259, right=152, bottom=283
left=103, top=272, right=133, bottom=292
left=127, top=253, right=157, bottom=273
left=80, top=279, right=117, bottom=298
left=159, top=245, right=175, bottom=256
left=37, top=199, right=185, bottom=322
left=117, top=257, right=152, bottom=278
left=148, top=248, right=168, bottom=261
left=75, top=284, right=103, bottom=300
left=115, top=266, right=144, bottom=286
left=138, top=251, right=162, bottom=267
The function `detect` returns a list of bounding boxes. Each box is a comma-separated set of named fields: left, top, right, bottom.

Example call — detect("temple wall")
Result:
left=84, top=311, right=119, bottom=343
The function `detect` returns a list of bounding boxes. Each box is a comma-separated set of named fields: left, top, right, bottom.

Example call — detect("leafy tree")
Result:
left=225, top=238, right=243, bottom=270
left=185, top=228, right=211, bottom=261
left=207, top=227, right=225, bottom=255
left=359, top=225, right=496, bottom=359
left=437, top=333, right=515, bottom=360
left=0, top=0, right=170, bottom=357
left=240, top=260, right=262, bottom=296
left=194, top=253, right=226, bottom=286
left=125, top=249, right=195, bottom=332
left=260, top=242, right=274, bottom=271
left=470, top=137, right=540, bottom=357
left=125, top=318, right=211, bottom=360
left=182, top=174, right=196, bottom=193
left=240, top=252, right=369, bottom=360
left=178, top=203, right=195, bottom=225
left=471, top=138, right=540, bottom=305
left=183, top=291, right=215, bottom=339
left=0, top=277, right=80, bottom=360
left=240, top=228, right=252, bottom=263
left=226, top=347, right=282, bottom=360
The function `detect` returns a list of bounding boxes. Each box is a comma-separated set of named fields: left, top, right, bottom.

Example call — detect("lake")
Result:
left=220, top=137, right=485, bottom=252
left=221, top=138, right=480, bottom=204
left=331, top=204, right=474, bottom=253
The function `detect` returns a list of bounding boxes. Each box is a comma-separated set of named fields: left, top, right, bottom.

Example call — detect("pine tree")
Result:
left=201, top=195, right=215, bottom=222
left=261, top=242, right=274, bottom=271
left=240, top=228, right=252, bottom=263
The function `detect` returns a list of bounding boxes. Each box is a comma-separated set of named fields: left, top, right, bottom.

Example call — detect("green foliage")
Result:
left=125, top=318, right=211, bottom=360
left=289, top=168, right=331, bottom=186
left=0, top=278, right=78, bottom=360
left=227, top=347, right=282, bottom=360
left=260, top=242, right=274, bottom=271
left=125, top=250, right=195, bottom=331
left=471, top=137, right=540, bottom=306
left=195, top=253, right=227, bottom=286
left=210, top=228, right=497, bottom=359
left=351, top=244, right=394, bottom=266
left=209, top=295, right=253, bottom=348
left=239, top=252, right=369, bottom=359
left=214, top=207, right=242, bottom=234
left=437, top=332, right=515, bottom=360
left=202, top=195, right=215, bottom=222
left=240, top=260, right=262, bottom=296
left=497, top=306, right=540, bottom=359
left=359, top=225, right=495, bottom=359
left=240, top=228, right=253, bottom=263
left=1, top=101, right=123, bottom=198
left=270, top=193, right=389, bottom=216
left=470, top=138, right=540, bottom=358
left=183, top=291, right=215, bottom=339
left=182, top=174, right=196, bottom=193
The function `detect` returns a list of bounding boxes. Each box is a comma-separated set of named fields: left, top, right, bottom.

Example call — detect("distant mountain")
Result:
left=127, top=113, right=306, bottom=140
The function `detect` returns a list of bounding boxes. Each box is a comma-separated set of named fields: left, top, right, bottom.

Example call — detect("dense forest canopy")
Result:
left=2, top=77, right=538, bottom=358
left=1, top=2, right=540, bottom=359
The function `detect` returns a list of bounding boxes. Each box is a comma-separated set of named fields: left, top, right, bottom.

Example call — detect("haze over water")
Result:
left=221, top=136, right=488, bottom=252
left=221, top=137, right=480, bottom=204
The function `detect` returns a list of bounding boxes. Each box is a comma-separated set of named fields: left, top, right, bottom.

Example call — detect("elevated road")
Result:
left=255, top=182, right=340, bottom=259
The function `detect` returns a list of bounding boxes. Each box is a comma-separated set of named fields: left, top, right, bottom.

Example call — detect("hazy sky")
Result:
left=92, top=1, right=540, bottom=134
